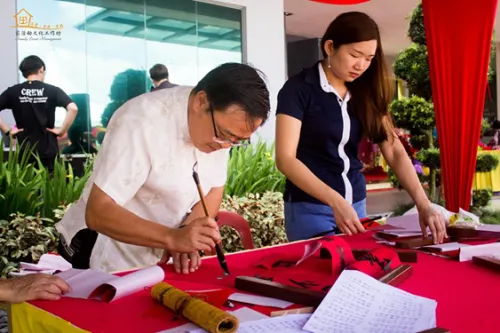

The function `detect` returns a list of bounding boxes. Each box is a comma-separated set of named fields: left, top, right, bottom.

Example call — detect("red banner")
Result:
left=422, top=0, right=498, bottom=212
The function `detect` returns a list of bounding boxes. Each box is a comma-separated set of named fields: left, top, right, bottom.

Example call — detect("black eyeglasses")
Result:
left=209, top=108, right=251, bottom=147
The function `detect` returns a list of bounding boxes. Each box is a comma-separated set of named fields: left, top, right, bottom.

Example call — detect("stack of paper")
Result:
left=57, top=265, right=165, bottom=302
left=10, top=254, right=72, bottom=277
left=459, top=242, right=500, bottom=262
left=302, top=270, right=437, bottom=333
left=159, top=270, right=437, bottom=333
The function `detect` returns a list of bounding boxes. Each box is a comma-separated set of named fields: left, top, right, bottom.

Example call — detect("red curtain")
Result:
left=422, top=0, right=498, bottom=212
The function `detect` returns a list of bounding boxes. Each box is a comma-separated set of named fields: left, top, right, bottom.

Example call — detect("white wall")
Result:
left=0, top=0, right=18, bottom=127
left=197, top=0, right=287, bottom=143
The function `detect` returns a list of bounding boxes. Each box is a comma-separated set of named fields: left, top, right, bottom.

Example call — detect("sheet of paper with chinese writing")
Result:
left=303, top=270, right=437, bottom=333
left=236, top=313, right=312, bottom=333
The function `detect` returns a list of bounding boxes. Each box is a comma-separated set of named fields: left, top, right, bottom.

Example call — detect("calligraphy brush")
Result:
left=310, top=215, right=383, bottom=239
left=192, top=162, right=230, bottom=276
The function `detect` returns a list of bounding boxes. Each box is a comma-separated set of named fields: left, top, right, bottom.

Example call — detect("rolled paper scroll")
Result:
left=151, top=282, right=239, bottom=333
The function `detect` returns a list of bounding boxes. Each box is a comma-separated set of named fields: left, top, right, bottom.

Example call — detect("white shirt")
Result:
left=56, top=86, right=230, bottom=273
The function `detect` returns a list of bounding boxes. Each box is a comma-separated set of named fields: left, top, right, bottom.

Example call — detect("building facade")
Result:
left=0, top=0, right=286, bottom=152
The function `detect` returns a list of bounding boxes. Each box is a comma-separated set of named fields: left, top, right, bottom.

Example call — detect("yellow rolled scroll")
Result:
left=151, top=282, right=239, bottom=333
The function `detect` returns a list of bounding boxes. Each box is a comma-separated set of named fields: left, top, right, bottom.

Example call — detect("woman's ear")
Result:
left=323, top=40, right=334, bottom=57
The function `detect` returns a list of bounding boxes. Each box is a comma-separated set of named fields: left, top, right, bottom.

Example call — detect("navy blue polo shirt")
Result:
left=276, top=62, right=366, bottom=205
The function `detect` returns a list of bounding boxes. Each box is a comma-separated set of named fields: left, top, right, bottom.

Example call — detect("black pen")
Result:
left=192, top=163, right=230, bottom=276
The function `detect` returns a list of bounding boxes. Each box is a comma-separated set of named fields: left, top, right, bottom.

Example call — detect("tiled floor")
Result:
left=366, top=188, right=412, bottom=215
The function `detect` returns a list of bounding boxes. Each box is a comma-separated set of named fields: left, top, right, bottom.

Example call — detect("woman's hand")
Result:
left=331, top=198, right=365, bottom=235
left=418, top=203, right=448, bottom=244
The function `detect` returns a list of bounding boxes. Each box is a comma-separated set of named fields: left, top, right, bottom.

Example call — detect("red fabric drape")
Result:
left=422, top=0, right=498, bottom=212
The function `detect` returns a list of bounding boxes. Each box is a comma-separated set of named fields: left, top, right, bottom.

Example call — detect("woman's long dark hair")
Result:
left=320, top=12, right=395, bottom=143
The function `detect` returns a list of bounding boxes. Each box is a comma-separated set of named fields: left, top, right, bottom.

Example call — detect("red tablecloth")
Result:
left=29, top=232, right=500, bottom=333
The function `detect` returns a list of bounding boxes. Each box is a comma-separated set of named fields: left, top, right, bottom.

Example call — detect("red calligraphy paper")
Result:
left=317, top=237, right=356, bottom=275
left=347, top=247, right=401, bottom=279
left=255, top=236, right=354, bottom=275
left=185, top=287, right=233, bottom=308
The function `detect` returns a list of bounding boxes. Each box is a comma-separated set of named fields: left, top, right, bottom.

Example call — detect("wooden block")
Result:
left=397, top=251, right=418, bottom=263
left=447, top=226, right=476, bottom=238
left=352, top=249, right=418, bottom=263
left=234, top=276, right=325, bottom=307
left=472, top=255, right=500, bottom=273
left=447, top=226, right=500, bottom=241
left=395, top=238, right=435, bottom=249
left=235, top=264, right=413, bottom=307
left=378, top=264, right=413, bottom=286
left=270, top=307, right=314, bottom=317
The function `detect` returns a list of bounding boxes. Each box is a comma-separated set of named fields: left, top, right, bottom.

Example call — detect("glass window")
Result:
left=15, top=0, right=243, bottom=154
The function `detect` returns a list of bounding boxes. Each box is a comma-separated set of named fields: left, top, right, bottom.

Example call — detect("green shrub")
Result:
left=0, top=213, right=59, bottom=278
left=0, top=140, right=93, bottom=221
left=390, top=96, right=435, bottom=134
left=478, top=209, right=500, bottom=224
left=225, top=141, right=285, bottom=197
left=409, top=134, right=428, bottom=150
left=416, top=148, right=441, bottom=170
left=476, top=153, right=499, bottom=173
left=481, top=118, right=491, bottom=136
left=408, top=3, right=425, bottom=45
left=0, top=142, right=45, bottom=221
left=472, top=189, right=493, bottom=209
left=389, top=96, right=439, bottom=202
left=393, top=44, right=432, bottom=100
left=38, top=156, right=93, bottom=219
left=220, top=191, right=287, bottom=253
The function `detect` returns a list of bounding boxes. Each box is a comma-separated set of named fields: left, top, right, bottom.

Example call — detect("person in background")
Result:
left=358, top=137, right=379, bottom=171
left=149, top=64, right=177, bottom=91
left=487, top=120, right=500, bottom=147
left=0, top=274, right=70, bottom=303
left=57, top=63, right=270, bottom=274
left=61, top=124, right=98, bottom=155
left=275, top=12, right=447, bottom=243
left=0, top=55, right=78, bottom=171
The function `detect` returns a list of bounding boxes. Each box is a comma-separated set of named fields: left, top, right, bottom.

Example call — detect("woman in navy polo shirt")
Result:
left=275, top=12, right=447, bottom=243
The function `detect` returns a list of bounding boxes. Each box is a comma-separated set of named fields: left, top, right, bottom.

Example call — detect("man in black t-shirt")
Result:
left=0, top=55, right=78, bottom=170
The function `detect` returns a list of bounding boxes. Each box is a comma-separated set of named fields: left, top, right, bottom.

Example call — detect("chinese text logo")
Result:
left=13, top=8, right=63, bottom=41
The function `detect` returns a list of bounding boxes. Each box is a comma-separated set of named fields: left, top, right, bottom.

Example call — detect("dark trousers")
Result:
left=58, top=229, right=98, bottom=269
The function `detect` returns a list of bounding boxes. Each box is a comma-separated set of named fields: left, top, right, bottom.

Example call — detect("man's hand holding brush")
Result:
left=158, top=217, right=221, bottom=274
left=171, top=217, right=221, bottom=253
